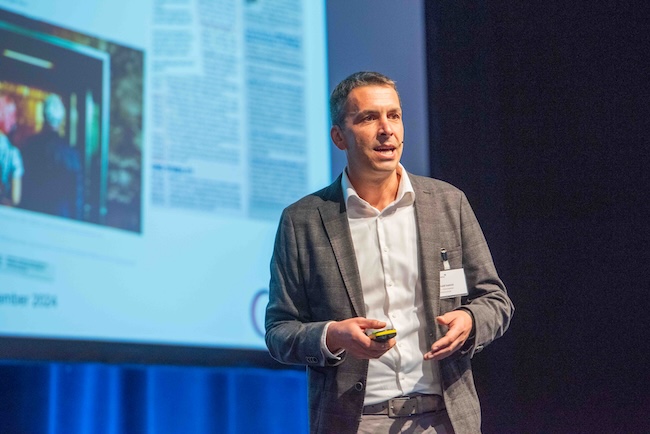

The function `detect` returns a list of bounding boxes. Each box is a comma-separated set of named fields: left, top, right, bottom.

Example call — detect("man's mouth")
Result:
left=374, top=145, right=396, bottom=156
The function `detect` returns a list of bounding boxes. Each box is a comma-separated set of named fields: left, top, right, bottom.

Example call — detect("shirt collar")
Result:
left=341, top=163, right=415, bottom=213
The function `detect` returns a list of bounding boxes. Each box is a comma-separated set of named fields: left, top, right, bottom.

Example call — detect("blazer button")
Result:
left=306, top=356, right=318, bottom=364
left=354, top=382, right=364, bottom=392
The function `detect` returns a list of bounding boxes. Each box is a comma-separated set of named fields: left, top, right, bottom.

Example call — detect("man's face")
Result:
left=0, top=97, right=17, bottom=135
left=331, top=85, right=404, bottom=183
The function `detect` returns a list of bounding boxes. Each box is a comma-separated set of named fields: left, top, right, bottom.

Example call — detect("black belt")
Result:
left=362, top=394, right=445, bottom=418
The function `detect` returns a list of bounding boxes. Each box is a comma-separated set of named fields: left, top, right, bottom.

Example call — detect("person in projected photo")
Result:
left=21, top=94, right=83, bottom=220
left=265, top=72, right=514, bottom=434
left=0, top=94, right=23, bottom=207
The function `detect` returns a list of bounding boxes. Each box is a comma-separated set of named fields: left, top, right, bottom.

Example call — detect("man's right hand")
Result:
left=326, top=318, right=396, bottom=359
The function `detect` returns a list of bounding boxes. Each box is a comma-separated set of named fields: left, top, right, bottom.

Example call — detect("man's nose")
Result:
left=378, top=116, right=394, bottom=136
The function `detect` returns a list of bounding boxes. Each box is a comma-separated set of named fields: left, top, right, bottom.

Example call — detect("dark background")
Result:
left=426, top=2, right=648, bottom=432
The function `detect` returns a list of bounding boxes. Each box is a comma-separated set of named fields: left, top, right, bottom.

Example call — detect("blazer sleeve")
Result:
left=265, top=208, right=345, bottom=368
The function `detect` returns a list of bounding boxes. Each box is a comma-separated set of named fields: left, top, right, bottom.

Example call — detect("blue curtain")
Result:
left=0, top=361, right=308, bottom=434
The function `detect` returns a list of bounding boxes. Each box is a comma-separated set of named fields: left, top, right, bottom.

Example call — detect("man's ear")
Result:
left=331, top=125, right=347, bottom=151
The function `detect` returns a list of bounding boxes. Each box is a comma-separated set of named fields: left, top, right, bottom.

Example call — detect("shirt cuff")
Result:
left=321, top=321, right=345, bottom=360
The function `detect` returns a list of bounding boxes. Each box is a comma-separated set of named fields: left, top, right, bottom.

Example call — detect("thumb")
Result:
left=436, top=313, right=452, bottom=326
left=360, top=318, right=387, bottom=330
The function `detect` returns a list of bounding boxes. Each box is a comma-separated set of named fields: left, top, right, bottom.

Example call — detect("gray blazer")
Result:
left=265, top=172, right=514, bottom=434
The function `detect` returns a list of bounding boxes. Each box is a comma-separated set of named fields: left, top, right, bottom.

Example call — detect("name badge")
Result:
left=440, top=268, right=468, bottom=299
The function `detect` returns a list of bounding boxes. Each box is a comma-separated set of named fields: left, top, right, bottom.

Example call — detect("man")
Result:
left=265, top=71, right=513, bottom=434
left=0, top=94, right=23, bottom=207
left=21, top=94, right=83, bottom=220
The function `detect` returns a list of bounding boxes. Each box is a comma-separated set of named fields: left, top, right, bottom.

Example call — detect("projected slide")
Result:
left=0, top=0, right=329, bottom=355
left=0, top=12, right=141, bottom=231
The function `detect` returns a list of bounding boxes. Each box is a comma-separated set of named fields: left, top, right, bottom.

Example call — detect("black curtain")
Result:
left=426, top=2, right=648, bottom=433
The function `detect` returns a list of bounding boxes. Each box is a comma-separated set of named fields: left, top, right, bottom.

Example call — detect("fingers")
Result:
left=327, top=318, right=393, bottom=360
left=358, top=318, right=387, bottom=330
left=424, top=311, right=473, bottom=361
left=424, top=334, right=460, bottom=360
left=345, top=335, right=394, bottom=359
left=365, top=337, right=396, bottom=359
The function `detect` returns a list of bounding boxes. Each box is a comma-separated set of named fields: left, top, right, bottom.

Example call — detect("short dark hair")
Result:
left=329, top=71, right=400, bottom=126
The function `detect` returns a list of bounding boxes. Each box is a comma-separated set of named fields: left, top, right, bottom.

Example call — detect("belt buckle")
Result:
left=388, top=396, right=418, bottom=418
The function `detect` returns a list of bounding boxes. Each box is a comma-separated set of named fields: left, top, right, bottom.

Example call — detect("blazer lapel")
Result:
left=410, top=174, right=442, bottom=325
left=318, top=177, right=365, bottom=318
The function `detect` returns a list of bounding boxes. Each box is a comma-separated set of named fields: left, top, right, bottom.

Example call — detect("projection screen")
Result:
left=0, top=0, right=429, bottom=366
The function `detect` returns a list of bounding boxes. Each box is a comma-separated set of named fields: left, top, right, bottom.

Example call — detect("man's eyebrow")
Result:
left=354, top=109, right=378, bottom=116
left=355, top=107, right=401, bottom=116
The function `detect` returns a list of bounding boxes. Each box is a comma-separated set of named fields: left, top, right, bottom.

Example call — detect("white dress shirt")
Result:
left=325, top=164, right=442, bottom=406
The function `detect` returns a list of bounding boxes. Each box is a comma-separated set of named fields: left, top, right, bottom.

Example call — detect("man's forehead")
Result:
left=345, top=85, right=401, bottom=112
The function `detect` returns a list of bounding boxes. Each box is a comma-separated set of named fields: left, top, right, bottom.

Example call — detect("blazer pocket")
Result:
left=443, top=245, right=463, bottom=269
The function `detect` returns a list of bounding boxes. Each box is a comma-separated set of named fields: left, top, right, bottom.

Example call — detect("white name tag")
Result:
left=440, top=268, right=468, bottom=299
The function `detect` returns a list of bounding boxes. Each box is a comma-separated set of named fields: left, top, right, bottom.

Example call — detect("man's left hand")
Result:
left=424, top=310, right=473, bottom=361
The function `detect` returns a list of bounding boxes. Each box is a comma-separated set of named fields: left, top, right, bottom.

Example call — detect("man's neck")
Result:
left=346, top=168, right=401, bottom=212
